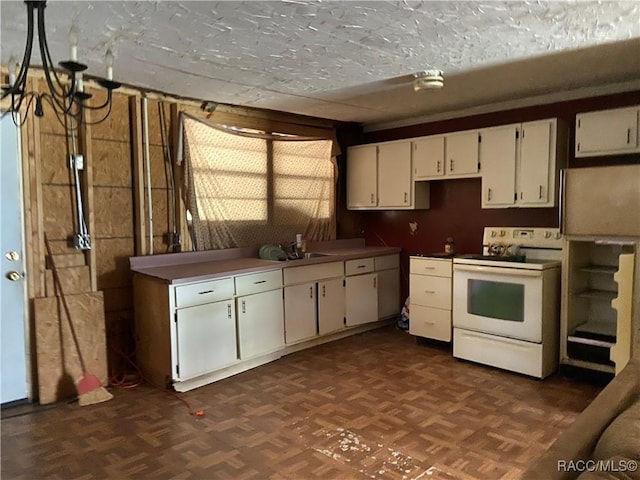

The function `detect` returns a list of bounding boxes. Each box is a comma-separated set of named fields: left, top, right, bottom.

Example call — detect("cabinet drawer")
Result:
left=345, top=257, right=375, bottom=275
left=235, top=269, right=282, bottom=296
left=409, top=305, right=451, bottom=342
left=175, top=277, right=235, bottom=308
left=374, top=254, right=399, bottom=271
left=410, top=257, right=452, bottom=277
left=283, top=261, right=343, bottom=285
left=410, top=274, right=451, bottom=309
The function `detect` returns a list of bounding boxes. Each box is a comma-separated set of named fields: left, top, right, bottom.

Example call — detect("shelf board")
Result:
left=575, top=289, right=617, bottom=301
left=574, top=320, right=617, bottom=338
left=561, top=357, right=615, bottom=374
left=579, top=265, right=617, bottom=275
left=568, top=335, right=615, bottom=348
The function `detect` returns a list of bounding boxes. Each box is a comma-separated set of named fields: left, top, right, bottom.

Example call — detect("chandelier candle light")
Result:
left=1, top=0, right=121, bottom=127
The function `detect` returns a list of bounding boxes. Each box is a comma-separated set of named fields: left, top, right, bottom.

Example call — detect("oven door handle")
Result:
left=453, top=264, right=543, bottom=277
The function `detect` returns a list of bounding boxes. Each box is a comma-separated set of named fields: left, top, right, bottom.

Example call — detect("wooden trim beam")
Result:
left=80, top=111, right=97, bottom=291
left=131, top=96, right=147, bottom=256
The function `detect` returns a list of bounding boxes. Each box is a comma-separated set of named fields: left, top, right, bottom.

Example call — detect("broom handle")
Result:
left=44, top=234, right=87, bottom=372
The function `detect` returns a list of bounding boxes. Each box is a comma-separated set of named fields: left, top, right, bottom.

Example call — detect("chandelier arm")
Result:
left=40, top=94, right=77, bottom=131
left=13, top=2, right=36, bottom=90
left=82, top=88, right=112, bottom=111
left=36, top=4, right=72, bottom=103
left=81, top=97, right=114, bottom=125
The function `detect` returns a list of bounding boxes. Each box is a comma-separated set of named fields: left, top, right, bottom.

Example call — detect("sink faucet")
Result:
left=281, top=241, right=301, bottom=259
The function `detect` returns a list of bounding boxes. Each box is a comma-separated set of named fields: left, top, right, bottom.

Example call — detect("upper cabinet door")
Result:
left=519, top=119, right=554, bottom=206
left=445, top=130, right=480, bottom=176
left=413, top=136, right=445, bottom=179
left=377, top=141, right=412, bottom=207
left=347, top=145, right=377, bottom=208
left=575, top=106, right=640, bottom=157
left=480, top=124, right=518, bottom=208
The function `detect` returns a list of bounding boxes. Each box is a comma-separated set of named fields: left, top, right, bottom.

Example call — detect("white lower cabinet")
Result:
left=345, top=258, right=378, bottom=326
left=409, top=257, right=452, bottom=341
left=175, top=300, right=237, bottom=380
left=237, top=289, right=284, bottom=360
left=284, top=283, right=318, bottom=344
left=283, top=261, right=345, bottom=343
left=318, top=278, right=346, bottom=335
left=374, top=254, right=400, bottom=319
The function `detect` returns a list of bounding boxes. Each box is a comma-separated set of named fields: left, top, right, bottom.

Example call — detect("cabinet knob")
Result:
left=404, top=192, right=408, bottom=203
left=370, top=193, right=375, bottom=204
left=437, top=160, right=441, bottom=173
left=310, top=286, right=313, bottom=298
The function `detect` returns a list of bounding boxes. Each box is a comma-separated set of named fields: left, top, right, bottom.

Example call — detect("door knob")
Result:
left=6, top=271, right=22, bottom=281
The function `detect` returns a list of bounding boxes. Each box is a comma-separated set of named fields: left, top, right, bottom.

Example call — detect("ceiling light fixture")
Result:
left=413, top=69, right=444, bottom=92
left=1, top=0, right=121, bottom=127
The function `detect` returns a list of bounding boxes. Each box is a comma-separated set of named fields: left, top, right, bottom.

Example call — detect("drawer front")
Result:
left=374, top=254, right=399, bottom=271
left=410, top=257, right=452, bottom=277
left=410, top=274, right=451, bottom=309
left=235, top=269, right=282, bottom=296
left=283, top=261, right=343, bottom=285
left=409, top=306, right=451, bottom=342
left=345, top=257, right=375, bottom=276
left=175, top=277, right=235, bottom=308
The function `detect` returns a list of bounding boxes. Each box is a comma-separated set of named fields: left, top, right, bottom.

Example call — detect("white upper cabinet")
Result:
left=413, top=135, right=446, bottom=179
left=347, top=141, right=429, bottom=210
left=518, top=119, right=555, bottom=206
left=480, top=124, right=518, bottom=208
left=346, top=144, right=377, bottom=208
left=377, top=141, right=412, bottom=207
left=575, top=106, right=640, bottom=157
left=482, top=118, right=563, bottom=209
left=444, top=130, right=480, bottom=176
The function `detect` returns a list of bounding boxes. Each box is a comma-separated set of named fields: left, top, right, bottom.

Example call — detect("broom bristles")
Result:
left=76, top=373, right=113, bottom=406
left=78, top=387, right=113, bottom=406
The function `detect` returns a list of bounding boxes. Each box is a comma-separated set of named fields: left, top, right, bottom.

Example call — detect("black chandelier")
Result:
left=1, top=0, right=121, bottom=127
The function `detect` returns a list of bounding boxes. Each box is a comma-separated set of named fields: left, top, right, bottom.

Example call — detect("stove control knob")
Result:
left=491, top=231, right=497, bottom=238
left=544, top=231, right=552, bottom=238
left=499, top=230, right=506, bottom=237
left=555, top=232, right=562, bottom=239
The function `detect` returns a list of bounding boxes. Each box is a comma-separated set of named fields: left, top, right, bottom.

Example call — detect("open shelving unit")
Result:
left=561, top=240, right=636, bottom=375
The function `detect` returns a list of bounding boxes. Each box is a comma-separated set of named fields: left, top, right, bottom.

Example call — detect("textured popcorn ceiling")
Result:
left=1, top=1, right=639, bottom=128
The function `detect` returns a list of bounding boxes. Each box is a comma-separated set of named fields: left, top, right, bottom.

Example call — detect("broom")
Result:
left=44, top=234, right=113, bottom=406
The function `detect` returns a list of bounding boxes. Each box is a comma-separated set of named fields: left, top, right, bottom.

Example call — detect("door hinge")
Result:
left=478, top=134, right=482, bottom=143
left=515, top=130, right=519, bottom=139
left=174, top=313, right=178, bottom=323
left=577, top=142, right=580, bottom=152
left=577, top=119, right=581, bottom=129
left=477, top=161, right=481, bottom=171
left=343, top=279, right=346, bottom=287
left=176, top=364, right=180, bottom=376
left=343, top=317, right=347, bottom=325
left=514, top=192, right=518, bottom=201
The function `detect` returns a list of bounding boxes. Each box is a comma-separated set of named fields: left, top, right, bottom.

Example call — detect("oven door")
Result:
left=453, top=264, right=543, bottom=343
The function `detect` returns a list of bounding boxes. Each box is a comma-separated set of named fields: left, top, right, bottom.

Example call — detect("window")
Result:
left=182, top=115, right=336, bottom=250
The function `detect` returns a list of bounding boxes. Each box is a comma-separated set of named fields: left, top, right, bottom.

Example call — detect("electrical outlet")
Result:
left=68, top=154, right=84, bottom=170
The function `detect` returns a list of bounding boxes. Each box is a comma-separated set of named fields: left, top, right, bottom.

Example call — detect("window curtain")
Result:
left=179, top=113, right=339, bottom=250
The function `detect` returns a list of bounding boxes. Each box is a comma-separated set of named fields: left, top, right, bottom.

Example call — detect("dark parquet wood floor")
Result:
left=1, top=326, right=602, bottom=480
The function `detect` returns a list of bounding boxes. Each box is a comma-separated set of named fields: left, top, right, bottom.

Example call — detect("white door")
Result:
left=1, top=115, right=29, bottom=404
left=175, top=301, right=237, bottom=380
left=377, top=142, right=411, bottom=207
left=237, top=289, right=284, bottom=359
left=413, top=136, right=445, bottom=179
left=445, top=130, right=479, bottom=175
left=480, top=124, right=517, bottom=207
left=519, top=120, right=552, bottom=205
left=318, top=278, right=345, bottom=335
left=284, top=283, right=317, bottom=343
left=346, top=145, right=377, bottom=208
left=345, top=273, right=378, bottom=326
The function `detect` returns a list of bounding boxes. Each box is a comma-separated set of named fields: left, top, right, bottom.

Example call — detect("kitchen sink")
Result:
left=303, top=252, right=330, bottom=258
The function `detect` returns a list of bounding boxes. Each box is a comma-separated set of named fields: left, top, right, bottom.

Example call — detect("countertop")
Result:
left=130, top=242, right=401, bottom=285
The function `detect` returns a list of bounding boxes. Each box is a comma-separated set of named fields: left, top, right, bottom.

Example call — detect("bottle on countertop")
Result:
left=444, top=237, right=455, bottom=255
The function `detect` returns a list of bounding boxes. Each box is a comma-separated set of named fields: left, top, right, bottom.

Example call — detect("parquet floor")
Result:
left=1, top=326, right=602, bottom=480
